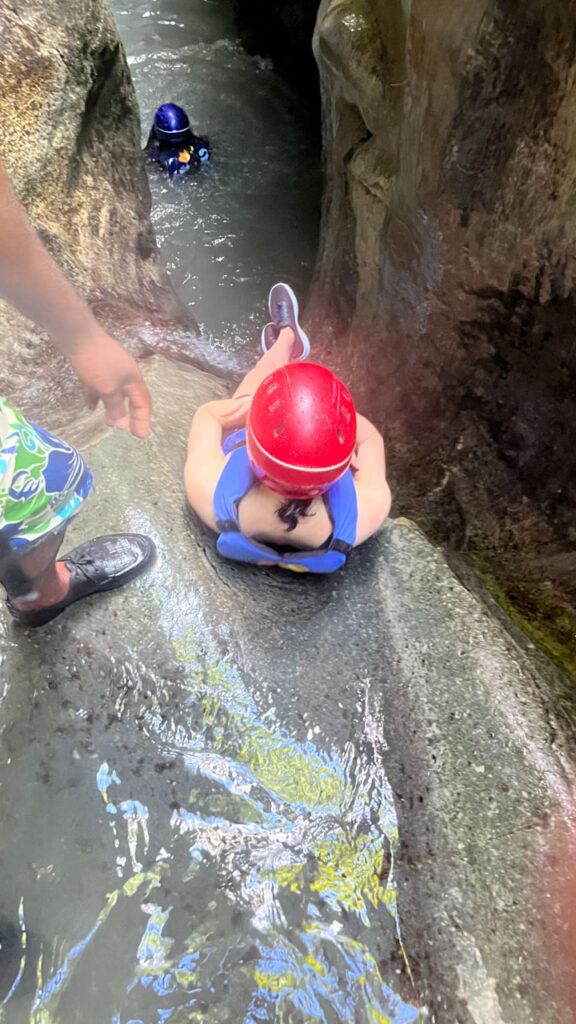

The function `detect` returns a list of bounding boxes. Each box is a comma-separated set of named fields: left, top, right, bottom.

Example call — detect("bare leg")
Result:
left=7, top=532, right=71, bottom=610
left=233, top=327, right=297, bottom=399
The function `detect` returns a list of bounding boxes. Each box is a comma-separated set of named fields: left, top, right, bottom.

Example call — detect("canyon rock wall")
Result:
left=310, top=0, right=576, bottom=681
left=0, top=0, right=187, bottom=404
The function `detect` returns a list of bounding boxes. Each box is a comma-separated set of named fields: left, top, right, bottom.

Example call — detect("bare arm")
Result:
left=0, top=161, right=151, bottom=437
left=184, top=396, right=251, bottom=530
left=352, top=414, right=392, bottom=546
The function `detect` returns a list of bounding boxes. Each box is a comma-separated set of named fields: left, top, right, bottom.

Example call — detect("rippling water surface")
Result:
left=112, top=0, right=321, bottom=371
left=0, top=662, right=419, bottom=1024
left=0, top=549, right=423, bottom=1023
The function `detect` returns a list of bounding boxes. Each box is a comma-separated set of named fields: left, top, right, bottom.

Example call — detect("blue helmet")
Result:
left=153, top=103, right=191, bottom=142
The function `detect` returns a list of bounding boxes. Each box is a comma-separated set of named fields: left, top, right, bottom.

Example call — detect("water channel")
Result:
left=113, top=0, right=322, bottom=373
left=0, top=1, right=425, bottom=1021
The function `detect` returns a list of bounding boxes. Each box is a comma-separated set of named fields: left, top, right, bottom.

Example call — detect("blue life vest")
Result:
left=213, top=430, right=358, bottom=574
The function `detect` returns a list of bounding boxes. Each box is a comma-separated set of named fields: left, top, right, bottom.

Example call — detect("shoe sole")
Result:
left=9, top=535, right=157, bottom=628
left=261, top=322, right=278, bottom=355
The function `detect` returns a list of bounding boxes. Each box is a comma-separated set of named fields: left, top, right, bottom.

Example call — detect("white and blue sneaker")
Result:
left=260, top=282, right=311, bottom=360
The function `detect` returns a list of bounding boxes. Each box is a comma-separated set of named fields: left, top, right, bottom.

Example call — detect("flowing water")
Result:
left=112, top=0, right=322, bottom=372
left=0, top=1, right=425, bottom=1021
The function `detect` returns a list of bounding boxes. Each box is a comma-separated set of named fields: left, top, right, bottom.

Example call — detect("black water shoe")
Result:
left=7, top=533, right=156, bottom=628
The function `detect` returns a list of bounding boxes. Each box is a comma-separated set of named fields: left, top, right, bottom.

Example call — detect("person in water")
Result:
left=145, top=103, right=210, bottom=177
left=184, top=284, right=391, bottom=573
left=0, top=158, right=156, bottom=627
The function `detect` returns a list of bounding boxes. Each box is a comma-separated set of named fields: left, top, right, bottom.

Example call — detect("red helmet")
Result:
left=246, top=363, right=357, bottom=498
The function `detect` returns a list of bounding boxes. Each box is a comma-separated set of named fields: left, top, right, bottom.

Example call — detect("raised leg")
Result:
left=233, top=327, right=296, bottom=399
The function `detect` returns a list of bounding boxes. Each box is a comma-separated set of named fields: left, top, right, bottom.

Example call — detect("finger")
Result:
left=220, top=406, right=242, bottom=421
left=221, top=396, right=251, bottom=421
left=124, top=379, right=152, bottom=439
left=102, top=392, right=130, bottom=431
left=221, top=410, right=248, bottom=426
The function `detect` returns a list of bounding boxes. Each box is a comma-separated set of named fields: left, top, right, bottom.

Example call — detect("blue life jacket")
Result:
left=213, top=430, right=358, bottom=574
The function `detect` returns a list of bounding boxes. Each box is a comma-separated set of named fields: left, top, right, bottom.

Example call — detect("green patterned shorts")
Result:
left=0, top=398, right=93, bottom=550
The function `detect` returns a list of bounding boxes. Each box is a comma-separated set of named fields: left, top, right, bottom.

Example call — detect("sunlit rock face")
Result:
left=0, top=0, right=184, bottom=365
left=311, top=0, right=576, bottom=677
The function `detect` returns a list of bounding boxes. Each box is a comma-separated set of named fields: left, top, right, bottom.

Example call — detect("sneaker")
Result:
left=260, top=322, right=279, bottom=355
left=260, top=283, right=310, bottom=360
left=7, top=533, right=156, bottom=627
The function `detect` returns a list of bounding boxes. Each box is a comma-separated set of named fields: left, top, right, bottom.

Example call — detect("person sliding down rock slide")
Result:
left=185, top=283, right=392, bottom=573
left=0, top=159, right=156, bottom=628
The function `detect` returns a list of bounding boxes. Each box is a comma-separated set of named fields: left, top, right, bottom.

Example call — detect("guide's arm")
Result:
left=0, top=160, right=151, bottom=437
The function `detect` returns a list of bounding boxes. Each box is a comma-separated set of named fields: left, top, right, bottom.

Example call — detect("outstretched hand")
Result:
left=67, top=329, right=152, bottom=439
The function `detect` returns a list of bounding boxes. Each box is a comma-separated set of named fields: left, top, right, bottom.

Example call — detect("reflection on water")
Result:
left=111, top=0, right=321, bottom=372
left=0, top=490, right=425, bottom=1022
left=2, top=614, right=422, bottom=1023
